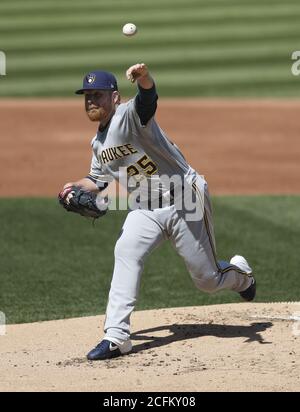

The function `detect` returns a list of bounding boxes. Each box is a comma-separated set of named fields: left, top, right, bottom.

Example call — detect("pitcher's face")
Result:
left=84, top=90, right=121, bottom=124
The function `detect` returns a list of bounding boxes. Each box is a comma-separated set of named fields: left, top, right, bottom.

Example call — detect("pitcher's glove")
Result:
left=58, top=186, right=108, bottom=219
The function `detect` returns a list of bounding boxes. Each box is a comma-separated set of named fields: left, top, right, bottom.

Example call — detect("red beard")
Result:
left=86, top=107, right=108, bottom=122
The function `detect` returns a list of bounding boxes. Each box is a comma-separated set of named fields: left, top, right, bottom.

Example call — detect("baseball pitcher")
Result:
left=59, top=64, right=256, bottom=360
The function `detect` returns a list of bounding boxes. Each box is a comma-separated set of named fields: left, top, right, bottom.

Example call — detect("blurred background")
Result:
left=0, top=0, right=299, bottom=324
left=1, top=0, right=300, bottom=97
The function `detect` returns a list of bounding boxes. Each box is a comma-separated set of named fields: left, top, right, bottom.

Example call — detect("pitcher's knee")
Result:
left=114, top=235, right=144, bottom=262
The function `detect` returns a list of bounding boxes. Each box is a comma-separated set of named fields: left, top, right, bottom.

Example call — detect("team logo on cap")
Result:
left=86, top=73, right=96, bottom=84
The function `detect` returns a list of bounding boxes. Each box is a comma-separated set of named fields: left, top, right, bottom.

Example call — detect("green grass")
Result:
left=0, top=196, right=299, bottom=324
left=0, top=0, right=300, bottom=97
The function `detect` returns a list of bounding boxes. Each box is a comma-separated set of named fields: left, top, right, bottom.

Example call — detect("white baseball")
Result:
left=122, top=23, right=137, bottom=37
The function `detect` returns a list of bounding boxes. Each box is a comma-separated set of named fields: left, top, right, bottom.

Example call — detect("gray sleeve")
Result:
left=125, top=98, right=154, bottom=130
left=88, top=139, right=110, bottom=191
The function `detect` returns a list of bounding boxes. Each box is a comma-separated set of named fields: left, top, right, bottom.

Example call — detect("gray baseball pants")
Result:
left=104, top=176, right=252, bottom=341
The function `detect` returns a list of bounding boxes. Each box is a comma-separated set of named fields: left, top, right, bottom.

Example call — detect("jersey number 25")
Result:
left=127, top=155, right=158, bottom=178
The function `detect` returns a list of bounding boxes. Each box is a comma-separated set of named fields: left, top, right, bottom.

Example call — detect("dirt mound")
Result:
left=1, top=302, right=299, bottom=392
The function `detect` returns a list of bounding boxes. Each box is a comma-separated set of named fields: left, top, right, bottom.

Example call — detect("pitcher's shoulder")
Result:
left=116, top=99, right=135, bottom=114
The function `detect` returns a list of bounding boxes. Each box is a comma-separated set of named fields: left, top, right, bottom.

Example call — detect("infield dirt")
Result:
left=1, top=98, right=300, bottom=196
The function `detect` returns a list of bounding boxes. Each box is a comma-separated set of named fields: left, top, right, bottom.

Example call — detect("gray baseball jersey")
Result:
left=87, top=96, right=253, bottom=343
left=88, top=98, right=195, bottom=208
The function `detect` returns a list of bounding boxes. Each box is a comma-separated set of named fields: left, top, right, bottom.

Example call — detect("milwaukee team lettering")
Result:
left=101, top=143, right=138, bottom=164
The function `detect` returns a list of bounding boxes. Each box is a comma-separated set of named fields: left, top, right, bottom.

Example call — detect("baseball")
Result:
left=122, top=23, right=137, bottom=37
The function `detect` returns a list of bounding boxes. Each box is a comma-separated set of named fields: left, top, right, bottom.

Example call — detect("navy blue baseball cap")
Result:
left=75, top=71, right=118, bottom=94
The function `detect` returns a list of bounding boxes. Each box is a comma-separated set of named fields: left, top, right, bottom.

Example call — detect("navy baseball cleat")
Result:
left=239, top=278, right=256, bottom=302
left=87, top=339, right=132, bottom=361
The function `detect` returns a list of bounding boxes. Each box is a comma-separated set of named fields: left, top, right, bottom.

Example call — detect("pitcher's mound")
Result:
left=1, top=302, right=299, bottom=392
